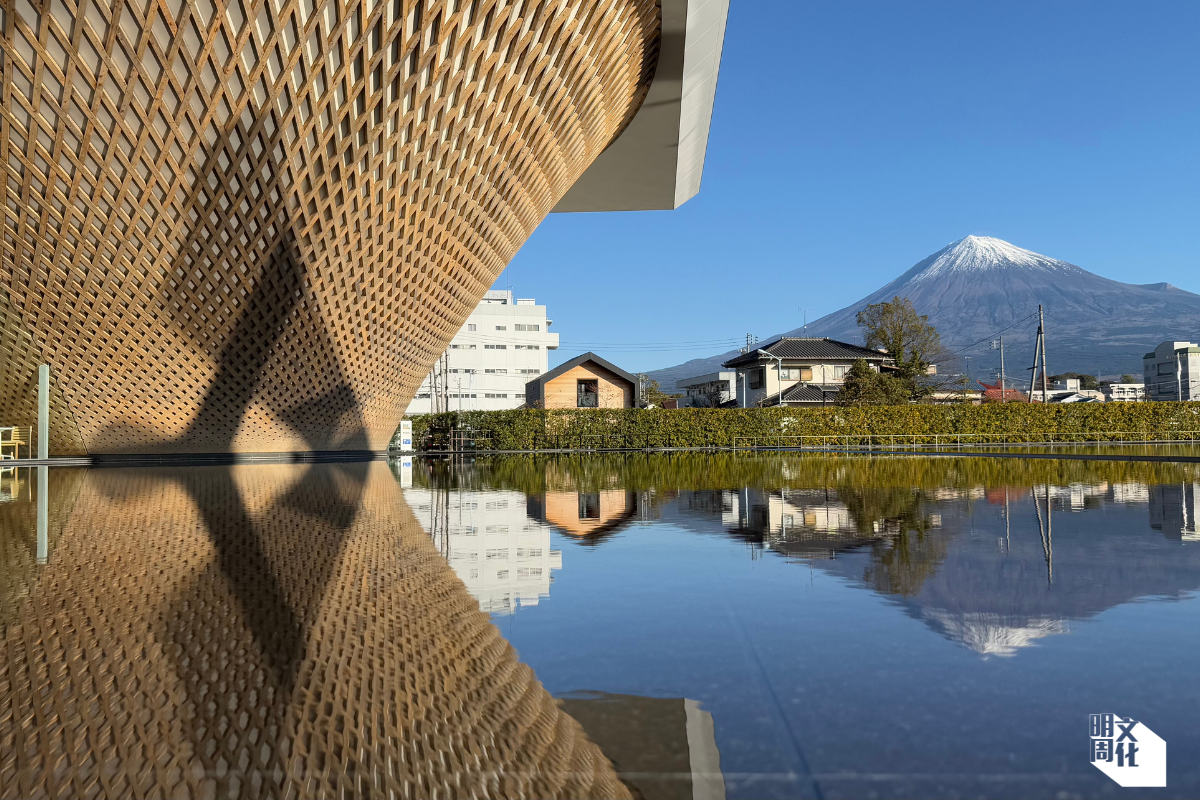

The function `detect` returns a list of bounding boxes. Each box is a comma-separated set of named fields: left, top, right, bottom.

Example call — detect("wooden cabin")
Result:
left=524, top=352, right=637, bottom=409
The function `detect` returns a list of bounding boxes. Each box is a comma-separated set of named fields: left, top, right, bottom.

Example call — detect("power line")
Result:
left=931, top=311, right=1040, bottom=364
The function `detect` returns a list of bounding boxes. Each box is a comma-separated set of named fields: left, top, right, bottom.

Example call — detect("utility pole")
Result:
left=1027, top=305, right=1049, bottom=403
left=739, top=333, right=758, bottom=408
left=1177, top=352, right=1183, bottom=402
left=1039, top=305, right=1049, bottom=403
left=990, top=337, right=1007, bottom=402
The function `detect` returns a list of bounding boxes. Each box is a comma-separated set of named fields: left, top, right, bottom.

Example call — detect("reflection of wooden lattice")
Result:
left=0, top=466, right=86, bottom=632
left=0, top=0, right=659, bottom=454
left=0, top=463, right=631, bottom=798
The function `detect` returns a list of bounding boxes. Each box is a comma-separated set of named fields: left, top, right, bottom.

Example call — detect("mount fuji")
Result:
left=649, top=236, right=1200, bottom=389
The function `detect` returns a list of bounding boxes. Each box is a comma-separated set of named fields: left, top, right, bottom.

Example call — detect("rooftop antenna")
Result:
left=798, top=308, right=809, bottom=336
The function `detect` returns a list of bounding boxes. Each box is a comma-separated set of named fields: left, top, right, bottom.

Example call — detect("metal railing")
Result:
left=731, top=431, right=1200, bottom=451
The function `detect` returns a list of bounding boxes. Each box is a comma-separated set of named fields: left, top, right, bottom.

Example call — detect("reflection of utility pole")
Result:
left=1032, top=485, right=1053, bottom=584
left=1004, top=486, right=1010, bottom=551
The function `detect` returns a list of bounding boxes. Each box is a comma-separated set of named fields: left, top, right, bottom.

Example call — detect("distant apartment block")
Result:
left=1143, top=341, right=1200, bottom=401
left=1103, top=383, right=1146, bottom=402
left=677, top=370, right=738, bottom=408
left=406, top=290, right=559, bottom=413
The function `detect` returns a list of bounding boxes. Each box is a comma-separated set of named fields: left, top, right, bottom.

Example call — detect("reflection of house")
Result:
left=558, top=692, right=724, bottom=800
left=1149, top=483, right=1200, bottom=541
left=721, top=337, right=893, bottom=408
left=528, top=490, right=639, bottom=543
left=1110, top=482, right=1150, bottom=504
left=403, top=488, right=563, bottom=614
left=718, top=487, right=890, bottom=559
left=524, top=352, right=638, bottom=409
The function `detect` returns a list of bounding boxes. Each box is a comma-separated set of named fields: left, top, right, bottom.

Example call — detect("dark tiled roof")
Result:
left=722, top=337, right=890, bottom=368
left=776, top=383, right=841, bottom=405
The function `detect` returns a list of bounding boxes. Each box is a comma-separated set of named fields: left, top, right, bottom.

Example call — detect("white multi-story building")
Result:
left=1103, top=383, right=1146, bottom=402
left=403, top=487, right=564, bottom=615
left=1143, top=341, right=1200, bottom=402
left=406, top=290, right=559, bottom=413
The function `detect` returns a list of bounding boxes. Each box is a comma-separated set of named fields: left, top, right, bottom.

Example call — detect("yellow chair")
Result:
left=0, top=426, right=30, bottom=460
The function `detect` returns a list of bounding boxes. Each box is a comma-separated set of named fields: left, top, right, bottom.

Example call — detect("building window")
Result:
left=515, top=393, right=525, bottom=399
left=831, top=365, right=848, bottom=380
left=780, top=367, right=813, bottom=381
left=449, top=344, right=476, bottom=350
left=495, top=325, right=506, bottom=331
left=484, top=344, right=506, bottom=350
left=578, top=492, right=600, bottom=519
left=1158, top=363, right=1175, bottom=375
left=519, top=368, right=540, bottom=374
left=484, top=368, right=507, bottom=374
left=514, top=344, right=541, bottom=350
left=749, top=368, right=765, bottom=390
left=577, top=379, right=599, bottom=407
left=484, top=393, right=508, bottom=398
left=467, top=324, right=476, bottom=331
left=514, top=323, right=541, bottom=332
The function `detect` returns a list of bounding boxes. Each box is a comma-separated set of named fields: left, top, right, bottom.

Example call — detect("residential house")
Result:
left=1103, top=383, right=1146, bottom=402
left=676, top=370, right=737, bottom=408
left=721, top=338, right=894, bottom=408
left=524, top=352, right=638, bottom=409
left=1143, top=341, right=1200, bottom=401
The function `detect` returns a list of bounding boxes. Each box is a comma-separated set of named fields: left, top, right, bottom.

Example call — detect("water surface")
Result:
left=1, top=453, right=1198, bottom=799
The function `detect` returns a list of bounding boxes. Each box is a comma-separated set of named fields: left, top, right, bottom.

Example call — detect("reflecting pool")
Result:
left=2, top=454, right=1199, bottom=799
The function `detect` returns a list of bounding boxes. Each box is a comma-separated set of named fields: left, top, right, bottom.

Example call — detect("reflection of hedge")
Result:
left=399, top=403, right=1200, bottom=452
left=406, top=451, right=1200, bottom=495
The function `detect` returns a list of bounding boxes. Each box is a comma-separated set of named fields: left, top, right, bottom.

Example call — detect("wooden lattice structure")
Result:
left=0, top=462, right=633, bottom=798
left=0, top=0, right=660, bottom=453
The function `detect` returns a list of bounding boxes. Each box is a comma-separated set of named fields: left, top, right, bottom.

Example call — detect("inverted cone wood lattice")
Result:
left=0, top=0, right=660, bottom=453
left=0, top=463, right=633, bottom=798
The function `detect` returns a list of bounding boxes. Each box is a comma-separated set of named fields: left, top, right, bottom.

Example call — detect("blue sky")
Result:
left=497, top=0, right=1199, bottom=373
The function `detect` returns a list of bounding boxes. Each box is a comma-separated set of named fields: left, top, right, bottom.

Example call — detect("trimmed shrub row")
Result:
left=396, top=403, right=1200, bottom=452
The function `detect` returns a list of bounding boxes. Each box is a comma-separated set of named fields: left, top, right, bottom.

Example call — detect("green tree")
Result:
left=835, top=359, right=911, bottom=406
left=856, top=296, right=942, bottom=383
left=1121, top=374, right=1136, bottom=384
left=639, top=377, right=678, bottom=408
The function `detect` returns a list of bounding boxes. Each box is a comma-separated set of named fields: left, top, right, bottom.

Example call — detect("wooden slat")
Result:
left=0, top=0, right=660, bottom=453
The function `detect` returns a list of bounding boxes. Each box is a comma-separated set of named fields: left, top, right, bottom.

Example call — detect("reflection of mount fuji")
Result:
left=677, top=483, right=1200, bottom=656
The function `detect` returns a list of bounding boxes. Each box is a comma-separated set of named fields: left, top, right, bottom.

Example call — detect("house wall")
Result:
left=541, top=364, right=634, bottom=409
left=737, top=361, right=867, bottom=407
left=543, top=491, right=636, bottom=536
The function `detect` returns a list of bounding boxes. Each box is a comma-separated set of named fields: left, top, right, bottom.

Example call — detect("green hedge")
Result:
left=396, top=402, right=1200, bottom=451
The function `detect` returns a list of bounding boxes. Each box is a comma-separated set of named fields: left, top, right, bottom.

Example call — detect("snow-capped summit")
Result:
left=648, top=234, right=1200, bottom=385
left=910, top=235, right=1076, bottom=283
